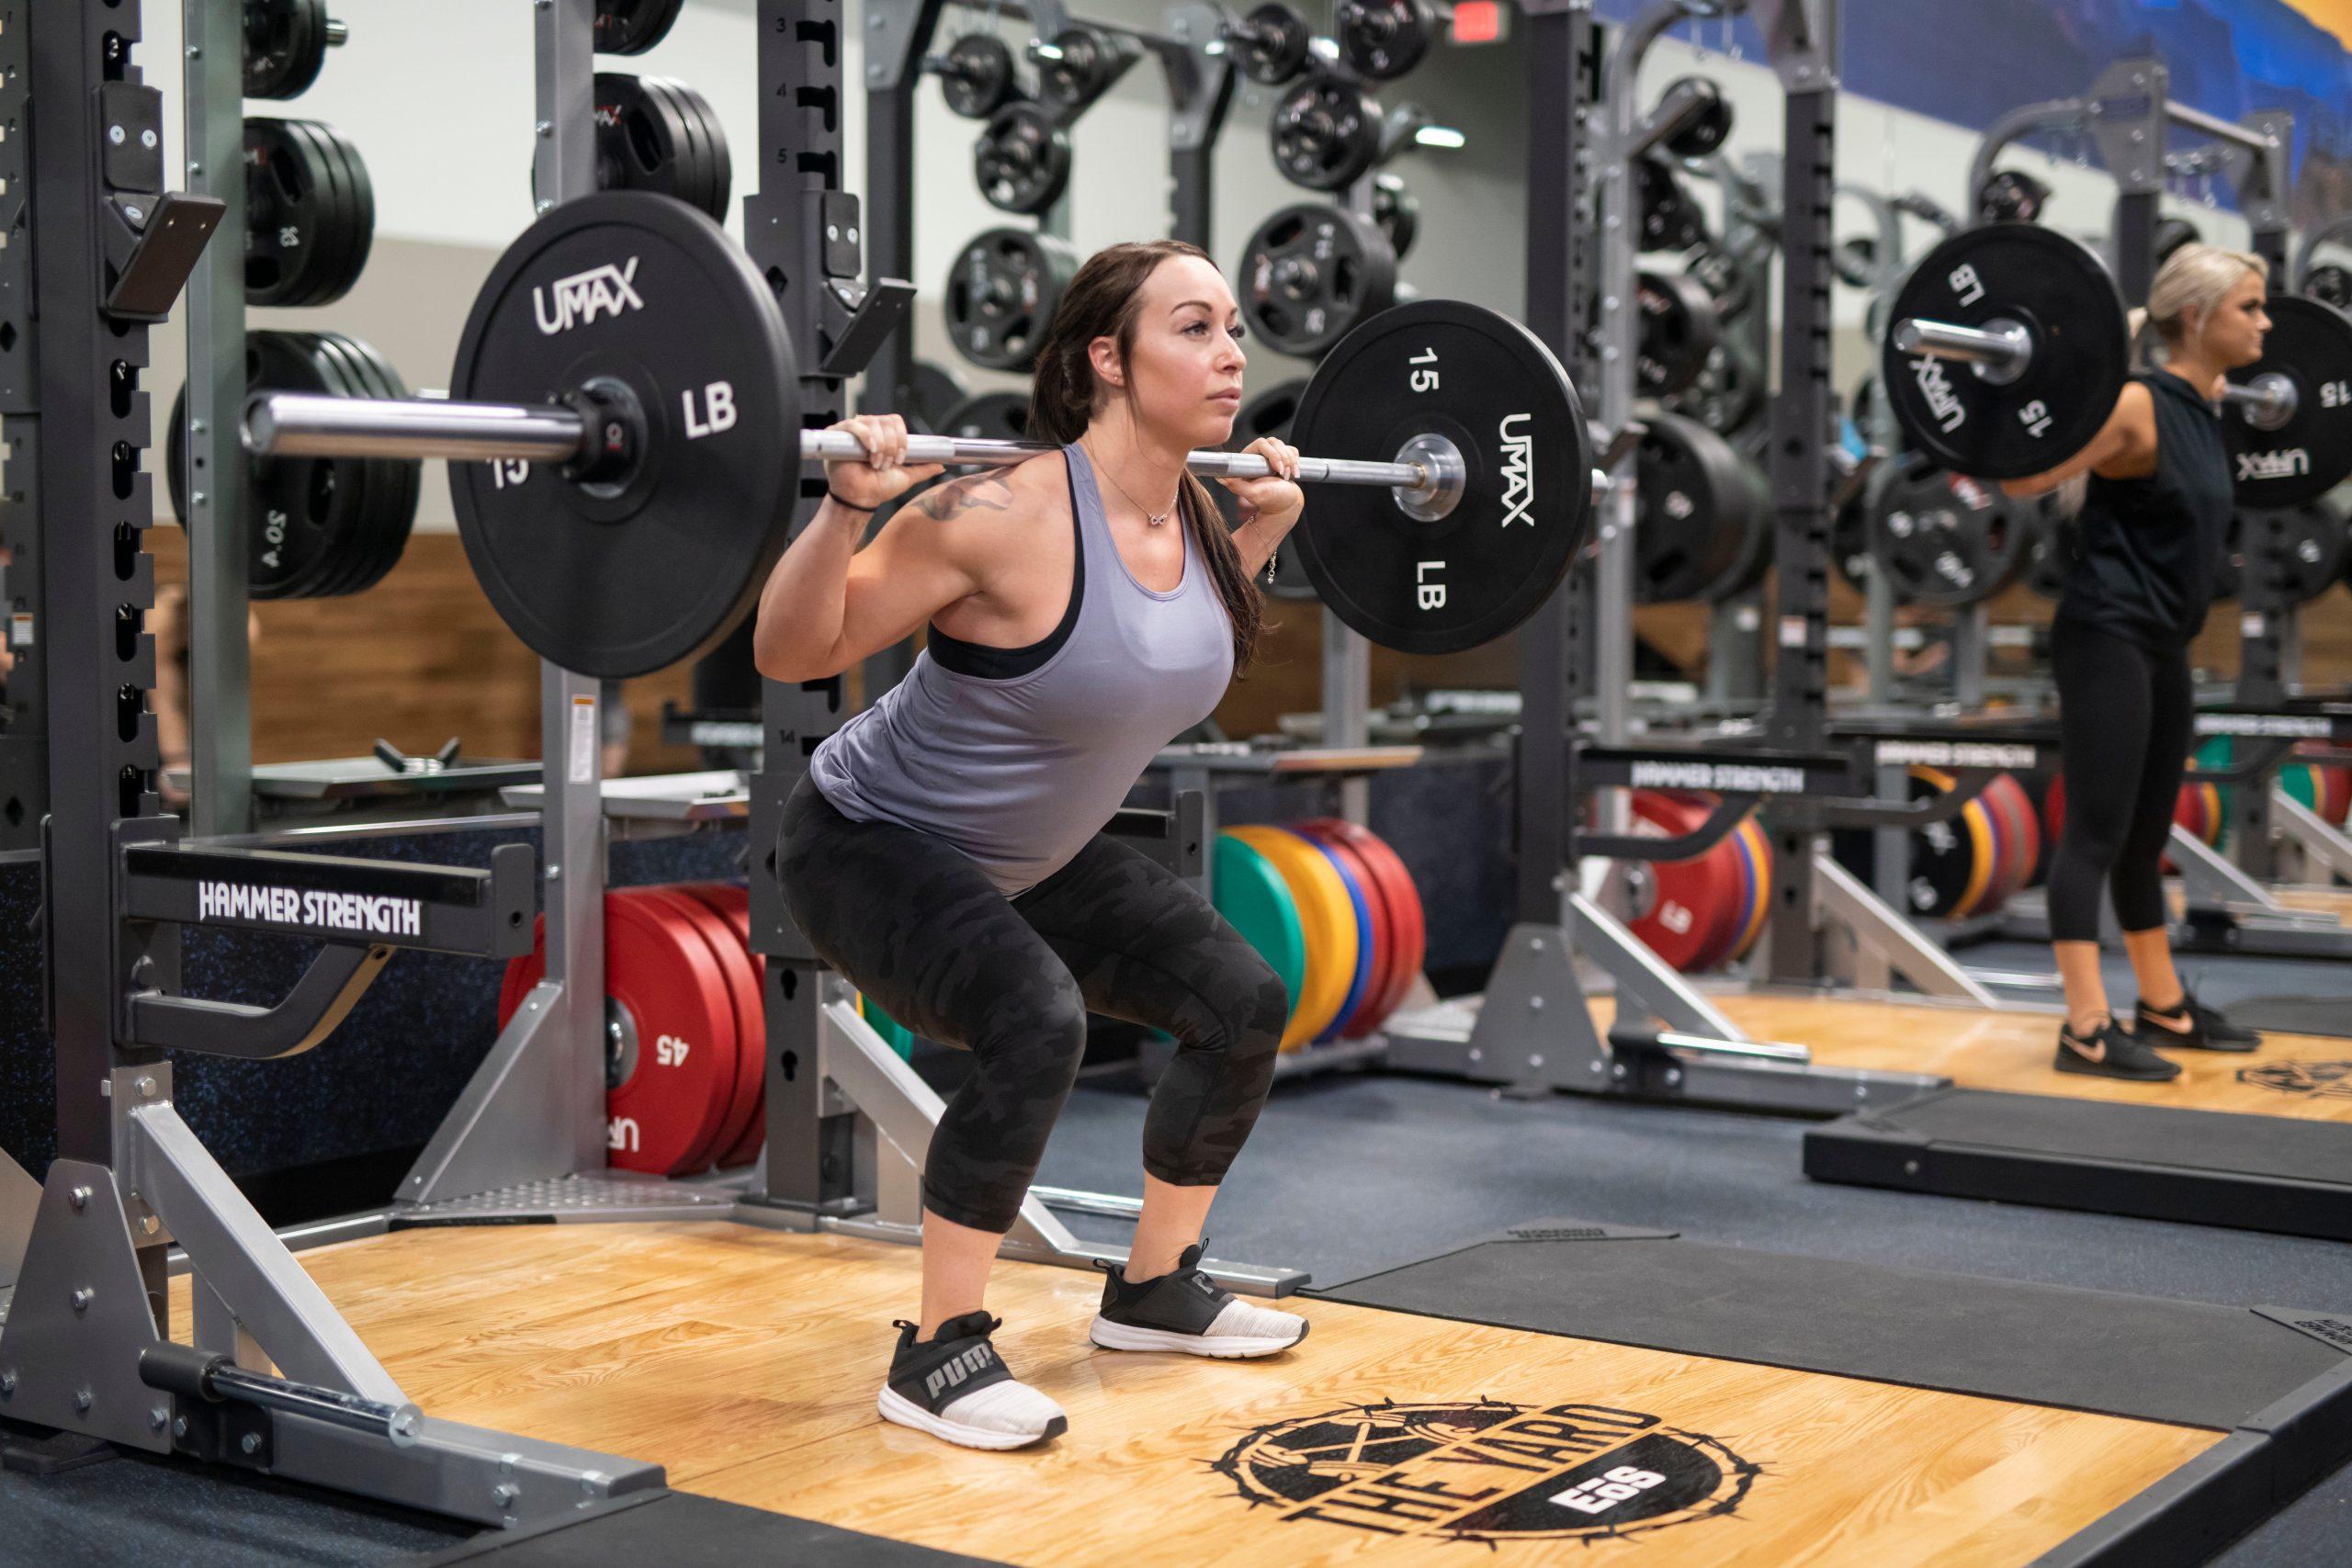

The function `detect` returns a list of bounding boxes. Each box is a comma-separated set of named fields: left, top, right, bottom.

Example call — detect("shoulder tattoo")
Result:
left=913, top=471, right=1016, bottom=522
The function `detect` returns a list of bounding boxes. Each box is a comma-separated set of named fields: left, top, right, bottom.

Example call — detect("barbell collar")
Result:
left=1890, top=315, right=2032, bottom=386
left=2224, top=371, right=2298, bottom=432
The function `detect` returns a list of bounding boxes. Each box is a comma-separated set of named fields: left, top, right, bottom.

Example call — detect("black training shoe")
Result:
left=876, top=1312, right=1067, bottom=1450
left=2053, top=1018, right=2181, bottom=1081
left=1090, top=1244, right=1309, bottom=1359
left=2135, top=991, right=2261, bottom=1053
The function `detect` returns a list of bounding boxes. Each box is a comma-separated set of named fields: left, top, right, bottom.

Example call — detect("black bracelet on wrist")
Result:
left=825, top=489, right=877, bottom=514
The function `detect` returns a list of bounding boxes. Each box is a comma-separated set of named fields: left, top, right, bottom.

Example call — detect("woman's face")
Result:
left=2196, top=269, right=2271, bottom=370
left=1099, top=254, right=1247, bottom=450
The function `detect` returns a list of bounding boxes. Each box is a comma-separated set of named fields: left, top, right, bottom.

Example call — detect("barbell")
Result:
left=239, top=192, right=1601, bottom=676
left=1879, top=221, right=2352, bottom=510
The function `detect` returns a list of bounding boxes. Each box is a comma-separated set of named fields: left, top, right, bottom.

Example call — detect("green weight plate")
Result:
left=1213, top=832, right=1307, bottom=1033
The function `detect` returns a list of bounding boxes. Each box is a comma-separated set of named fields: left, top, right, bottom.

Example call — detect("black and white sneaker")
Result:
left=2135, top=991, right=2261, bottom=1053
left=876, top=1313, right=1068, bottom=1450
left=1090, top=1244, right=1309, bottom=1359
left=2053, top=1017, right=2181, bottom=1081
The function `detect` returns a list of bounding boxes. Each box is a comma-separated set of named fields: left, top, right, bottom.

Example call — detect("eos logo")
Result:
left=535, top=257, right=644, bottom=335
left=1498, top=413, right=1536, bottom=528
left=1216, top=1400, right=1756, bottom=1542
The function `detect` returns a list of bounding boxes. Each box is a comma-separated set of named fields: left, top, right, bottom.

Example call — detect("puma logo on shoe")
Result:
left=923, top=1345, right=998, bottom=1399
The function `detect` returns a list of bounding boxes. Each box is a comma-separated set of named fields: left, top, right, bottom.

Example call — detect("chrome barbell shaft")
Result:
left=248, top=389, right=1609, bottom=505
left=1890, top=315, right=2033, bottom=385
left=249, top=394, right=1439, bottom=487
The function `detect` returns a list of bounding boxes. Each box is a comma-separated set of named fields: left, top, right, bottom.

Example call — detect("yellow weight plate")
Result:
left=1914, top=766, right=1996, bottom=920
left=1733, top=817, right=1771, bottom=959
left=1227, top=825, right=1359, bottom=1049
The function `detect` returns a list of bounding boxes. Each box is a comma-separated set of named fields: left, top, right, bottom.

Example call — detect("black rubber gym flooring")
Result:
left=4, top=937, right=2347, bottom=1566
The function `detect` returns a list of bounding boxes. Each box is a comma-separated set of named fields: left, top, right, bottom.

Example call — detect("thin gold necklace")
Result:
left=1083, top=439, right=1178, bottom=527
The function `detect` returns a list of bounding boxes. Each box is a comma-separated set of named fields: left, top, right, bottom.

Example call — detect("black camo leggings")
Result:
left=778, top=777, right=1288, bottom=1234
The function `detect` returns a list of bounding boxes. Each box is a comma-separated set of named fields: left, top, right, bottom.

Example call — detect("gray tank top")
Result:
left=808, top=444, right=1234, bottom=895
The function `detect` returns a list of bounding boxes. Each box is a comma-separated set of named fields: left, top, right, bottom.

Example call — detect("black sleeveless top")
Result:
left=2055, top=370, right=2233, bottom=650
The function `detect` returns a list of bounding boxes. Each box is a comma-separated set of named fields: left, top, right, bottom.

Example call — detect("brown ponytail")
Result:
left=1027, top=241, right=1266, bottom=675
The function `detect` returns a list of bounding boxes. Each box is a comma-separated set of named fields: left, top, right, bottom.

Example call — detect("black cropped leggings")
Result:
left=2047, top=620, right=2196, bottom=942
left=777, top=778, right=1288, bottom=1234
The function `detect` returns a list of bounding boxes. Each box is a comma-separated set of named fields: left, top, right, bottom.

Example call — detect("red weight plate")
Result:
left=2327, top=766, right=2352, bottom=826
left=1294, top=821, right=1396, bottom=1043
left=1976, top=777, right=2023, bottom=909
left=673, top=881, right=767, bottom=1168
left=1713, top=823, right=1755, bottom=972
left=1309, top=818, right=1422, bottom=1032
left=601, top=890, right=739, bottom=1175
left=1628, top=792, right=1743, bottom=972
left=1667, top=792, right=1748, bottom=972
left=1991, top=775, right=2038, bottom=902
left=2043, top=773, right=2065, bottom=844
left=493, top=892, right=739, bottom=1175
left=637, top=886, right=763, bottom=1174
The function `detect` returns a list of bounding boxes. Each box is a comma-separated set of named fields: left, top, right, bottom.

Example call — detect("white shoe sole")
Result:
left=876, top=1385, right=1066, bottom=1450
left=1088, top=1314, right=1308, bottom=1359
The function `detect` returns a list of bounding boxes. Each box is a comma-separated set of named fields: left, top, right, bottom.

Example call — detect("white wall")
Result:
left=135, top=2, right=2263, bottom=531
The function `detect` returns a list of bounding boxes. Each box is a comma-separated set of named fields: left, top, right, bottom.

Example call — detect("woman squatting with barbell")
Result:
left=752, top=241, right=1313, bottom=1450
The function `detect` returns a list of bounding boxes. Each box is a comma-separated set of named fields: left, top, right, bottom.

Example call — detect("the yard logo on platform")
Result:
left=1213, top=1400, right=1756, bottom=1543
left=2240, top=1060, right=2352, bottom=1100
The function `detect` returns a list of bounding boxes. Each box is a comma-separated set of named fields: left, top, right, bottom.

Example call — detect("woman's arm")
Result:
left=1999, top=381, right=2155, bottom=498
left=752, top=469, right=1019, bottom=682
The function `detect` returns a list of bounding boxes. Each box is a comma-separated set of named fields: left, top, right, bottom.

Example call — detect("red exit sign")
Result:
left=1450, top=0, right=1509, bottom=45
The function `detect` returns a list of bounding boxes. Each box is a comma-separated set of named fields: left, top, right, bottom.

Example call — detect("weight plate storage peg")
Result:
left=244, top=0, right=339, bottom=101
left=1637, top=155, right=1707, bottom=254
left=974, top=104, right=1073, bottom=216
left=576, top=74, right=733, bottom=223
left=938, top=33, right=1018, bottom=120
left=944, top=228, right=1080, bottom=372
left=243, top=118, right=375, bottom=308
left=1660, top=75, right=1732, bottom=158
left=2303, top=263, right=2352, bottom=310
left=446, top=193, right=801, bottom=681
left=1238, top=204, right=1399, bottom=359
left=2252, top=499, right=2352, bottom=604
left=1232, top=3, right=1312, bottom=86
left=169, top=332, right=416, bottom=599
left=1882, top=222, right=2131, bottom=481
left=1863, top=450, right=2037, bottom=607
left=1975, top=167, right=2051, bottom=224
left=1036, top=27, right=1136, bottom=113
left=1335, top=0, right=1439, bottom=80
left=594, top=0, right=687, bottom=56
left=1633, top=412, right=1764, bottom=604
left=2221, top=295, right=2352, bottom=511
left=1271, top=75, right=1384, bottom=193
left=937, top=392, right=1032, bottom=444
left=1285, top=299, right=1593, bottom=654
left=1635, top=270, right=1724, bottom=398
left=1372, top=173, right=1419, bottom=263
